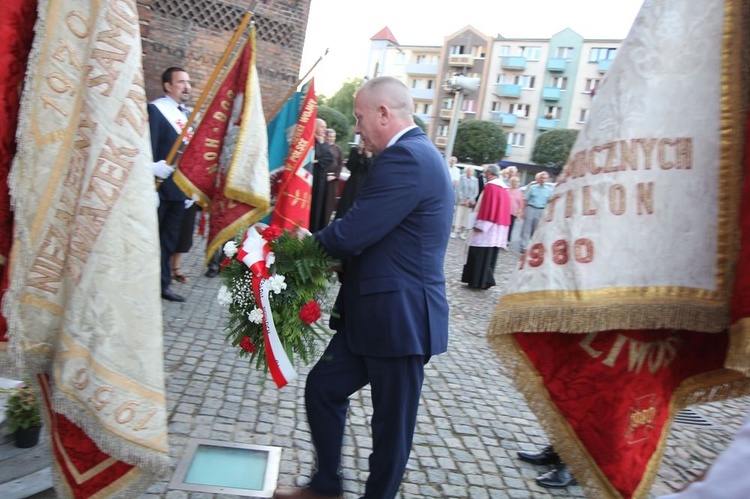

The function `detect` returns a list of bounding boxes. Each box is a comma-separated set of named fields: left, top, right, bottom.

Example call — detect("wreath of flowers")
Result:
left=217, top=224, right=336, bottom=381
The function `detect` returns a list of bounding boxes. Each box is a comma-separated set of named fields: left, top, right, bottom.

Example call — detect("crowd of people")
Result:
left=448, top=158, right=553, bottom=290
left=149, top=65, right=551, bottom=306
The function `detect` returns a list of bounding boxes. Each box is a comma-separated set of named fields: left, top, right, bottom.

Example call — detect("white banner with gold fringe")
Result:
left=4, top=0, right=170, bottom=496
left=494, top=0, right=739, bottom=336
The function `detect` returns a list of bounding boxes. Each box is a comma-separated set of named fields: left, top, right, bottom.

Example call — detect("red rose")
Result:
left=262, top=225, right=283, bottom=242
left=299, top=301, right=321, bottom=324
left=220, top=257, right=232, bottom=270
left=239, top=336, right=256, bottom=353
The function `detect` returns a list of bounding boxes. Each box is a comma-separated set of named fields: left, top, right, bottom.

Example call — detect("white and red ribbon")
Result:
left=236, top=224, right=297, bottom=388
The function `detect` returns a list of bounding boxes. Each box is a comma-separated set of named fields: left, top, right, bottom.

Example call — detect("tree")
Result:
left=413, top=114, right=426, bottom=132
left=452, top=120, right=507, bottom=165
left=531, top=129, right=579, bottom=169
left=316, top=105, right=350, bottom=148
left=327, top=78, right=361, bottom=130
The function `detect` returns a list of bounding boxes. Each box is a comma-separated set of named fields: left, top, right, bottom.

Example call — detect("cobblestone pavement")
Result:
left=144, top=226, right=750, bottom=499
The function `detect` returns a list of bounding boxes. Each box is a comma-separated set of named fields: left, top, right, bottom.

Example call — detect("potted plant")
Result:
left=6, top=383, right=42, bottom=448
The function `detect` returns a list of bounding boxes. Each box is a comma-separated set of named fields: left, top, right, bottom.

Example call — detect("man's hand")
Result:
left=152, top=160, right=175, bottom=179
left=295, top=227, right=312, bottom=240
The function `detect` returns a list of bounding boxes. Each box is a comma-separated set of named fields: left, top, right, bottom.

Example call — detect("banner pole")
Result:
left=266, top=48, right=328, bottom=122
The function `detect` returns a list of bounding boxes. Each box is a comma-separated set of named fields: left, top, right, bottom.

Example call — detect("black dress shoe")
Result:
left=517, top=445, right=561, bottom=466
left=536, top=465, right=576, bottom=488
left=161, top=289, right=185, bottom=302
left=204, top=268, right=219, bottom=278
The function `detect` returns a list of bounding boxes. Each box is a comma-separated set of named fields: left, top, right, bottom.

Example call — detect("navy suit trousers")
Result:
left=306, top=332, right=426, bottom=498
left=157, top=199, right=184, bottom=290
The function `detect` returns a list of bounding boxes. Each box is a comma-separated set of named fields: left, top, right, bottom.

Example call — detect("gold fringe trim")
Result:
left=490, top=302, right=729, bottom=336
left=726, top=319, right=750, bottom=376
left=489, top=333, right=750, bottom=499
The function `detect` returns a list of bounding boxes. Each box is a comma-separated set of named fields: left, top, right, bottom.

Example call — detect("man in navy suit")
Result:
left=147, top=67, right=191, bottom=302
left=274, top=77, right=453, bottom=498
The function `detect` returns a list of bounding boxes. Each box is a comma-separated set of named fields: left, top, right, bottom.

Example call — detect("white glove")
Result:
left=184, top=194, right=198, bottom=209
left=152, top=160, right=175, bottom=179
left=153, top=191, right=160, bottom=209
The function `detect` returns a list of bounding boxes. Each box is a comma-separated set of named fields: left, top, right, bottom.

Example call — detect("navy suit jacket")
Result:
left=315, top=127, right=453, bottom=357
left=147, top=102, right=187, bottom=201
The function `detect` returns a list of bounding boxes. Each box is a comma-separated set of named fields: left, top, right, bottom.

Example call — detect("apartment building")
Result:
left=366, top=26, right=622, bottom=165
left=483, top=28, right=620, bottom=163
left=431, top=26, right=493, bottom=149
left=365, top=27, right=441, bottom=127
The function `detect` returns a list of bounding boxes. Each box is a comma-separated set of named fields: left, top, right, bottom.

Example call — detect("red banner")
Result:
left=38, top=374, right=139, bottom=497
left=0, top=0, right=37, bottom=342
left=175, top=27, right=270, bottom=262
left=270, top=81, right=317, bottom=230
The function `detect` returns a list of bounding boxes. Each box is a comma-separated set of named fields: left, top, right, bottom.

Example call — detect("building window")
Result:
left=423, top=103, right=432, bottom=114
left=551, top=76, right=568, bottom=90
left=450, top=45, right=465, bottom=55
left=510, top=103, right=530, bottom=117
left=472, top=45, right=486, bottom=58
left=463, top=100, right=476, bottom=113
left=499, top=45, right=511, bottom=56
left=508, top=132, right=526, bottom=147
left=442, top=98, right=454, bottom=110
left=520, top=46, right=541, bottom=61
left=545, top=106, right=562, bottom=119
left=491, top=101, right=502, bottom=112
left=427, top=79, right=434, bottom=89
left=578, top=109, right=590, bottom=123
left=589, top=47, right=617, bottom=62
left=514, top=75, right=536, bottom=89
left=395, top=53, right=405, bottom=65
left=556, top=47, right=574, bottom=59
left=411, top=79, right=419, bottom=88
left=415, top=55, right=426, bottom=64
left=496, top=73, right=507, bottom=84
left=437, top=125, right=449, bottom=136
left=584, top=78, right=601, bottom=93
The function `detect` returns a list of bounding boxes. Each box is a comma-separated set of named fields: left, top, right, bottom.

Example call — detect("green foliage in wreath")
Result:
left=219, top=227, right=337, bottom=371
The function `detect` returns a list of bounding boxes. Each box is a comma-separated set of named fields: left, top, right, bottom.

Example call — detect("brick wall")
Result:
left=136, top=0, right=310, bottom=121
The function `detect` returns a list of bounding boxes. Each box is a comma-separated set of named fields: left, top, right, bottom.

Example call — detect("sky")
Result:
left=300, top=0, right=645, bottom=96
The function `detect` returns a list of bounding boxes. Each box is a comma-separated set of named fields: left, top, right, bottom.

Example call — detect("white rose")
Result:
left=248, top=308, right=264, bottom=324
left=217, top=285, right=233, bottom=307
left=223, top=240, right=238, bottom=258
left=269, top=274, right=287, bottom=294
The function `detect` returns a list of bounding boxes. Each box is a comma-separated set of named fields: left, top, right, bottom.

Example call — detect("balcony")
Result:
left=435, top=136, right=449, bottom=147
left=490, top=111, right=518, bottom=127
left=546, top=58, right=567, bottom=72
left=542, top=87, right=562, bottom=101
left=440, top=108, right=464, bottom=120
left=598, top=59, right=613, bottom=72
left=414, top=113, right=431, bottom=126
left=448, top=54, right=474, bottom=67
left=493, top=83, right=522, bottom=98
left=500, top=56, right=526, bottom=70
left=410, top=88, right=435, bottom=100
left=537, top=117, right=558, bottom=130
left=405, top=62, right=439, bottom=75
